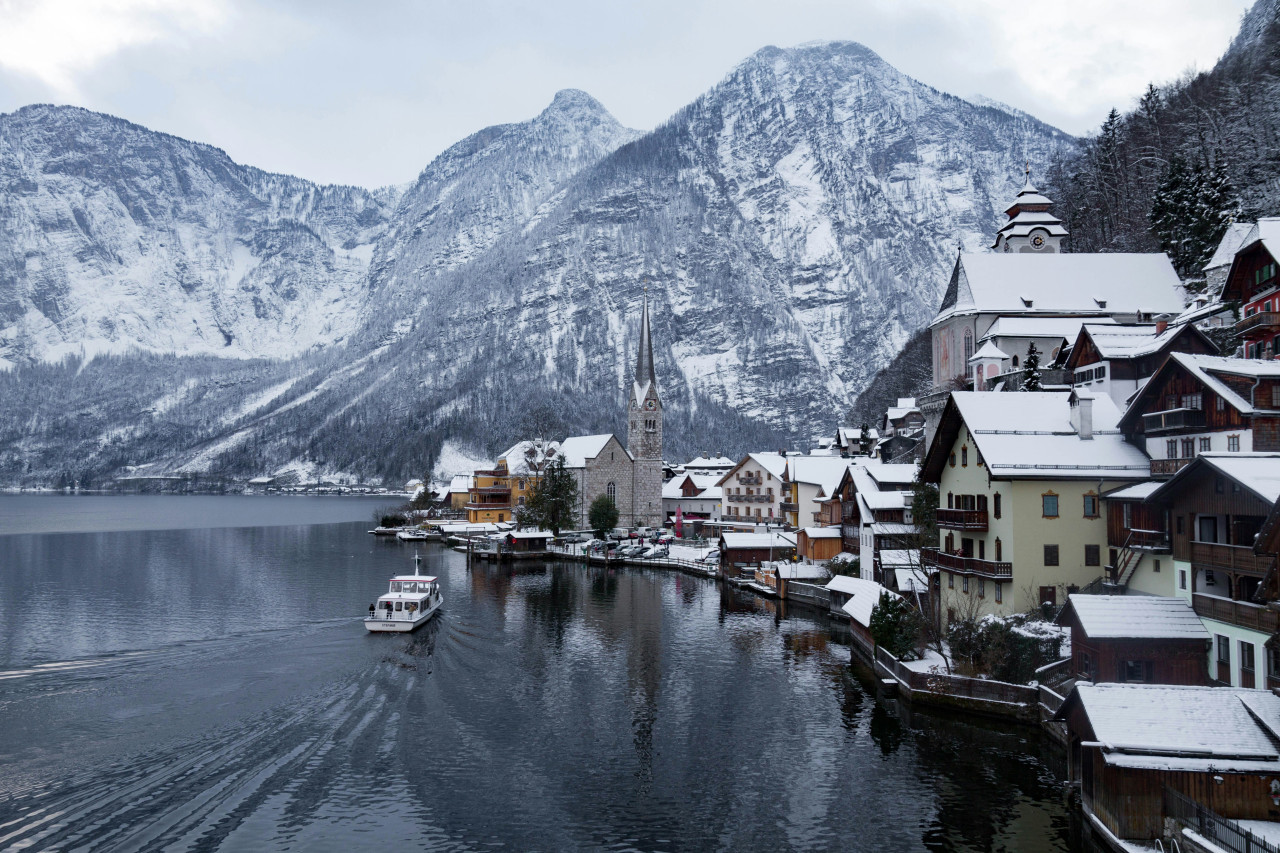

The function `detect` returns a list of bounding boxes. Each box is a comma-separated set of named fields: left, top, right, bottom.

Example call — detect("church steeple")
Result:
left=635, top=292, right=657, bottom=393
left=992, top=164, right=1067, bottom=253
left=627, top=291, right=663, bottom=528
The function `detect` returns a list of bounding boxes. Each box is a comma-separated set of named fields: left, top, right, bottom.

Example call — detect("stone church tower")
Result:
left=628, top=295, right=663, bottom=527
left=991, top=165, right=1068, bottom=253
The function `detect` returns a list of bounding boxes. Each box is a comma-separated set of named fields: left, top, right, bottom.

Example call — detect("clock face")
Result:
left=644, top=399, right=656, bottom=410
left=1031, top=233, right=1046, bottom=248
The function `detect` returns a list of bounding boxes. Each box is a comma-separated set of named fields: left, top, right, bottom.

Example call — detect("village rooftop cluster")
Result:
left=420, top=174, right=1280, bottom=853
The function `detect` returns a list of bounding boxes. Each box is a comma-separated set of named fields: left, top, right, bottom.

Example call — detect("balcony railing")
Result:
left=474, top=486, right=511, bottom=495
left=738, top=475, right=762, bottom=486
left=1127, top=528, right=1171, bottom=552
left=1189, top=541, right=1276, bottom=575
left=936, top=508, right=989, bottom=531
left=922, top=548, right=1013, bottom=579
left=1142, top=408, right=1207, bottom=435
left=1150, top=458, right=1191, bottom=478
left=1236, top=311, right=1280, bottom=335
left=1192, top=593, right=1280, bottom=633
left=779, top=502, right=798, bottom=512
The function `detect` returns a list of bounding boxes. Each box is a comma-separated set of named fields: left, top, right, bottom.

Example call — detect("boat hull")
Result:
left=364, top=599, right=442, bottom=632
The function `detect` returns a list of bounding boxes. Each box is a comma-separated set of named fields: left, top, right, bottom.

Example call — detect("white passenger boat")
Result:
left=365, top=555, right=443, bottom=633
left=396, top=528, right=430, bottom=542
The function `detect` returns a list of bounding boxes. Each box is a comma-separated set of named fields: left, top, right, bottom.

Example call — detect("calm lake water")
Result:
left=0, top=496, right=1089, bottom=851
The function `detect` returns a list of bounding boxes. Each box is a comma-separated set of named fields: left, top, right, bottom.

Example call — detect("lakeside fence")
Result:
left=1164, top=786, right=1280, bottom=853
left=874, top=646, right=1039, bottom=720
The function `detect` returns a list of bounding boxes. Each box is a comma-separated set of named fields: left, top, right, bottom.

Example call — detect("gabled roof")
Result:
left=866, top=463, right=918, bottom=487
left=498, top=439, right=563, bottom=476
left=1206, top=221, right=1256, bottom=271
left=1102, top=481, right=1161, bottom=501
left=715, top=452, right=788, bottom=486
left=1056, top=683, right=1280, bottom=773
left=719, top=532, right=796, bottom=550
left=448, top=474, right=475, bottom=492
left=1060, top=594, right=1208, bottom=640
left=1148, top=453, right=1280, bottom=508
left=685, top=454, right=735, bottom=469
left=923, top=392, right=1150, bottom=482
left=786, top=456, right=850, bottom=496
left=838, top=578, right=901, bottom=628
left=559, top=434, right=625, bottom=468
left=1065, top=322, right=1217, bottom=370
left=800, top=526, right=843, bottom=539
left=662, top=472, right=721, bottom=500
left=934, top=253, right=1185, bottom=325
left=1118, top=353, right=1280, bottom=432
left=970, top=340, right=1010, bottom=362
left=1222, top=219, right=1280, bottom=301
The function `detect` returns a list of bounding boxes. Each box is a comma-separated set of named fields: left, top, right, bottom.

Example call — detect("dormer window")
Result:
left=1021, top=297, right=1034, bottom=308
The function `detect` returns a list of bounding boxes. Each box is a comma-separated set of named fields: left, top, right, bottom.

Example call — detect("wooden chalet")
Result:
left=1147, top=453, right=1280, bottom=689
left=717, top=532, right=796, bottom=578
left=1116, top=352, right=1280, bottom=479
left=1221, top=218, right=1280, bottom=360
left=796, top=527, right=843, bottom=563
left=1064, top=322, right=1217, bottom=410
left=1057, top=683, right=1280, bottom=847
left=1099, top=481, right=1171, bottom=593
left=1057, top=595, right=1210, bottom=686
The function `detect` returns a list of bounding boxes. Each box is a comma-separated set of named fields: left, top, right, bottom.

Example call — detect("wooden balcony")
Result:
left=1236, top=311, right=1280, bottom=335
left=1142, top=408, right=1206, bottom=435
left=1150, top=458, right=1191, bottom=478
left=937, top=508, right=989, bottom=531
left=779, top=502, right=798, bottom=512
left=1189, top=541, right=1275, bottom=575
left=1192, top=593, right=1280, bottom=633
left=922, top=547, right=1012, bottom=579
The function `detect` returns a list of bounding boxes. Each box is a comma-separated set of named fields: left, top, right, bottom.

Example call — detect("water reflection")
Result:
left=0, top=516, right=1082, bottom=852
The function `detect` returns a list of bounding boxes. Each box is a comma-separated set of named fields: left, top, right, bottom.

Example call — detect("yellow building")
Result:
left=921, top=391, right=1150, bottom=630
left=465, top=440, right=557, bottom=524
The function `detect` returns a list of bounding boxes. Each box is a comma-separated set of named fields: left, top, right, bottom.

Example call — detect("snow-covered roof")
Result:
left=662, top=472, right=722, bottom=500
left=1102, top=481, right=1161, bottom=501
left=934, top=253, right=1184, bottom=325
left=1159, top=453, right=1280, bottom=505
left=800, top=526, right=842, bottom=539
left=825, top=575, right=863, bottom=595
left=870, top=522, right=919, bottom=536
left=885, top=402, right=921, bottom=421
left=969, top=340, right=1010, bottom=362
left=720, top=532, right=796, bottom=550
left=498, top=439, right=562, bottom=476
left=448, top=474, right=474, bottom=492
left=717, top=452, right=789, bottom=485
left=1063, top=684, right=1280, bottom=773
left=880, top=549, right=918, bottom=568
left=1172, top=298, right=1232, bottom=327
left=1078, top=323, right=1189, bottom=360
left=849, top=466, right=908, bottom=511
left=559, top=434, right=624, bottom=468
left=1159, top=353, right=1280, bottom=416
left=685, top=454, right=735, bottom=469
left=895, top=565, right=931, bottom=592
left=787, top=456, right=850, bottom=495
left=774, top=563, right=829, bottom=580
left=983, top=316, right=1115, bottom=344
left=1239, top=218, right=1280, bottom=270
left=509, top=530, right=554, bottom=540
left=838, top=578, right=901, bottom=628
left=865, top=463, right=918, bottom=487
left=1063, top=594, right=1208, bottom=640
left=945, top=392, right=1151, bottom=480
left=1205, top=221, right=1256, bottom=270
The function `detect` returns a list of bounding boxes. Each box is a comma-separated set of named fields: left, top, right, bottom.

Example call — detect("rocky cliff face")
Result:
left=0, top=42, right=1074, bottom=486
left=0, top=105, right=397, bottom=367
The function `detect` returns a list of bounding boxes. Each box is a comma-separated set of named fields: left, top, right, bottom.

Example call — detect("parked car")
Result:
left=655, top=534, right=674, bottom=545
left=620, top=545, right=645, bottom=558
left=636, top=546, right=655, bottom=559
left=646, top=546, right=669, bottom=559
left=608, top=528, right=631, bottom=541
left=562, top=533, right=589, bottom=544
left=698, top=550, right=720, bottom=564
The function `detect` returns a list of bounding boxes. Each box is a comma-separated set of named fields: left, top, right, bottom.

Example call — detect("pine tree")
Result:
left=588, top=495, right=620, bottom=539
left=1022, top=343, right=1043, bottom=391
left=522, top=456, right=580, bottom=535
left=859, top=421, right=872, bottom=456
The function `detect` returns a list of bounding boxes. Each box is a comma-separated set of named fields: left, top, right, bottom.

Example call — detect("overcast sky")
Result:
left=0, top=0, right=1255, bottom=188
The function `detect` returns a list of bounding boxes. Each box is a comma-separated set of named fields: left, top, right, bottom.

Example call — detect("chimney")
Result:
left=1155, top=319, right=1168, bottom=334
left=1071, top=394, right=1094, bottom=440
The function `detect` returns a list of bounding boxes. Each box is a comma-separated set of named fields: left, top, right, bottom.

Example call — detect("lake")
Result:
left=0, top=496, right=1091, bottom=851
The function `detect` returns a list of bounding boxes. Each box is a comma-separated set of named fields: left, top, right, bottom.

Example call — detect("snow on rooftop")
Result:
left=1195, top=453, right=1280, bottom=504
left=559, top=434, right=619, bottom=468
left=1103, top=481, right=1161, bottom=501
left=1081, top=323, right=1190, bottom=360
left=969, top=340, right=1010, bottom=362
left=720, top=532, right=796, bottom=549
left=1205, top=221, right=1255, bottom=270
left=773, top=562, right=829, bottom=580
left=936, top=253, right=1184, bottom=324
left=1166, top=353, right=1280, bottom=415
left=800, top=527, right=842, bottom=539
left=1070, top=683, right=1280, bottom=772
left=951, top=392, right=1150, bottom=479
left=984, top=316, right=1115, bottom=343
left=895, top=566, right=931, bottom=592
left=838, top=577, right=901, bottom=628
left=880, top=549, right=918, bottom=567
left=1064, top=594, right=1207, bottom=640
left=686, top=454, right=735, bottom=468
left=870, top=522, right=918, bottom=536
left=787, top=455, right=850, bottom=494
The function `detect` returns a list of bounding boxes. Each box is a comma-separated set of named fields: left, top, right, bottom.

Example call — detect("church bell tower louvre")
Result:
left=628, top=293, right=663, bottom=527
left=992, top=164, right=1068, bottom=254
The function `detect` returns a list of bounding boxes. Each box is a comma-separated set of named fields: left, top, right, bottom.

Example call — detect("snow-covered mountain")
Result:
left=0, top=105, right=398, bottom=368
left=0, top=41, right=1074, bottom=486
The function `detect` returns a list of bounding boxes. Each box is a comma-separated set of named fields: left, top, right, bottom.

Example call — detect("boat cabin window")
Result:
left=391, top=581, right=402, bottom=592
left=395, top=601, right=403, bottom=611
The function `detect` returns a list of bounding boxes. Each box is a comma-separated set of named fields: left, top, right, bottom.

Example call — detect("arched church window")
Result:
left=964, top=329, right=973, bottom=364
left=606, top=482, right=616, bottom=502
left=1012, top=354, right=1020, bottom=368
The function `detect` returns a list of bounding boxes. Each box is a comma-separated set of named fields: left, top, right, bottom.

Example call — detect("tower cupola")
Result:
left=992, top=165, right=1068, bottom=253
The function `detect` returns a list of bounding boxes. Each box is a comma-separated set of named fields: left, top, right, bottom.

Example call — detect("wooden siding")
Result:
left=1105, top=499, right=1166, bottom=548
left=1064, top=618, right=1210, bottom=686
left=1128, top=363, right=1247, bottom=438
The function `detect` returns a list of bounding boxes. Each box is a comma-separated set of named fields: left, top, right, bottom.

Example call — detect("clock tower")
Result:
left=628, top=294, right=663, bottom=527
left=991, top=164, right=1068, bottom=253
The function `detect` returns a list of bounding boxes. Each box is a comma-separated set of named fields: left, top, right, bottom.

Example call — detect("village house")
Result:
left=825, top=575, right=902, bottom=658
left=833, top=426, right=878, bottom=457
left=922, top=391, right=1151, bottom=630
left=796, top=526, right=843, bottom=563
left=447, top=473, right=475, bottom=510
left=717, top=531, right=796, bottom=578
left=1220, top=218, right=1280, bottom=359
left=1057, top=594, right=1210, bottom=686
left=970, top=316, right=1113, bottom=391
left=1056, top=683, right=1280, bottom=847
left=821, top=460, right=917, bottom=580
left=922, top=171, right=1185, bottom=444
left=1098, top=480, right=1171, bottom=594
left=1063, top=321, right=1219, bottom=409
left=877, top=398, right=925, bottom=464
left=783, top=455, right=851, bottom=528
left=1116, top=352, right=1280, bottom=479
left=716, top=452, right=789, bottom=526
left=681, top=453, right=736, bottom=478
left=661, top=471, right=722, bottom=535
left=1147, top=453, right=1280, bottom=689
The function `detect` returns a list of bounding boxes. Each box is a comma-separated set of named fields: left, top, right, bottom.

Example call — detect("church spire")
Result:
left=635, top=292, right=657, bottom=390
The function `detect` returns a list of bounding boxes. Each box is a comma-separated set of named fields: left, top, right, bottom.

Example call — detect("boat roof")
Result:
left=391, top=575, right=438, bottom=582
